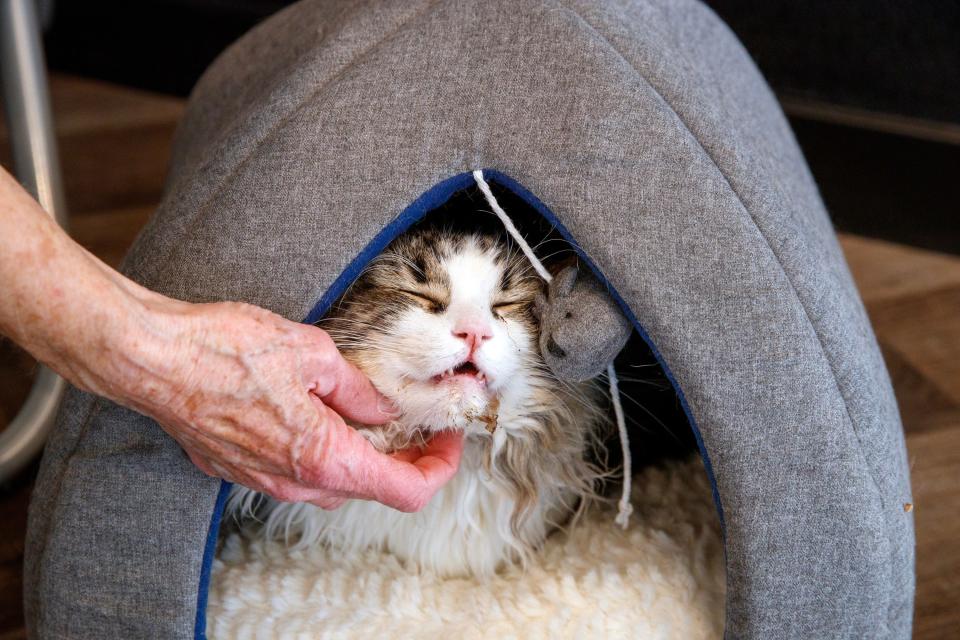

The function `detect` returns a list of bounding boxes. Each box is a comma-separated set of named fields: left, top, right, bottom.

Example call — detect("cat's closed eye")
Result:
left=491, top=300, right=524, bottom=319
left=398, top=288, right=447, bottom=313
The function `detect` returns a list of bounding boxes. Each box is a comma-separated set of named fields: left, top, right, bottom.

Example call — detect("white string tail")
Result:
left=607, top=363, right=633, bottom=529
left=473, top=170, right=552, bottom=282
left=472, top=169, right=633, bottom=529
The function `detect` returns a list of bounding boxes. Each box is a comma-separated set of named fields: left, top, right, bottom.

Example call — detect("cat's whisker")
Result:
left=537, top=248, right=576, bottom=264
left=613, top=388, right=682, bottom=442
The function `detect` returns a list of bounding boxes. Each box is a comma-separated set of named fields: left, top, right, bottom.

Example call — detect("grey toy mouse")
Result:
left=533, top=264, right=633, bottom=383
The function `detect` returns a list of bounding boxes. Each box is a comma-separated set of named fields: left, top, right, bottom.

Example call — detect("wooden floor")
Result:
left=1, top=76, right=958, bottom=639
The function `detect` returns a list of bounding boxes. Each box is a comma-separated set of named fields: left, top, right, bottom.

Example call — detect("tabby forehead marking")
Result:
left=325, top=229, right=541, bottom=354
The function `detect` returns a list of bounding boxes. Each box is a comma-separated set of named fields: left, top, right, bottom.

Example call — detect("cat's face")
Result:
left=322, top=229, right=543, bottom=435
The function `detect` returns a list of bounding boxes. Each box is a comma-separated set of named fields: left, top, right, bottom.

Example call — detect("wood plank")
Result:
left=839, top=234, right=960, bottom=306
left=0, top=75, right=183, bottom=215
left=69, top=206, right=154, bottom=268
left=0, top=342, right=35, bottom=429
left=869, top=288, right=960, bottom=410
left=840, top=233, right=960, bottom=437
left=880, top=345, right=958, bottom=434
left=907, top=424, right=960, bottom=640
left=0, top=478, right=31, bottom=639
left=0, top=74, right=183, bottom=139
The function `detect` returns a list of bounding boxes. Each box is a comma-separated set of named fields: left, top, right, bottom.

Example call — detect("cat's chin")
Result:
left=357, top=381, right=499, bottom=452
left=420, top=379, right=493, bottom=416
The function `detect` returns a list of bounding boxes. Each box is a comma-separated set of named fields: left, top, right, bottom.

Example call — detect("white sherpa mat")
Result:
left=208, top=457, right=725, bottom=639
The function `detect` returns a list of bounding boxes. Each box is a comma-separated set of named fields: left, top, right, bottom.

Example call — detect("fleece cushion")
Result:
left=208, top=458, right=725, bottom=640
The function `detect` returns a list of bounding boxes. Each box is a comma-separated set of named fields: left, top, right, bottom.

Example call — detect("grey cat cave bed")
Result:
left=24, top=1, right=914, bottom=638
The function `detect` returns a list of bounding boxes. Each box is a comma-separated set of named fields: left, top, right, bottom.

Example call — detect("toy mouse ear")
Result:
left=532, top=290, right=547, bottom=319
left=551, top=265, right=579, bottom=298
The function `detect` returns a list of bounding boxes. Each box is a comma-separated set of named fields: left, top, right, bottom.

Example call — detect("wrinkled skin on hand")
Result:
left=120, top=300, right=464, bottom=511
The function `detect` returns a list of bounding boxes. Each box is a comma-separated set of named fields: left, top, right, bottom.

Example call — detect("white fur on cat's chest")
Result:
left=257, top=437, right=558, bottom=576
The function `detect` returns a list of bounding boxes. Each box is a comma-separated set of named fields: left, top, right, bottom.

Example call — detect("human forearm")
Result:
left=0, top=165, right=156, bottom=398
left=0, top=167, right=303, bottom=421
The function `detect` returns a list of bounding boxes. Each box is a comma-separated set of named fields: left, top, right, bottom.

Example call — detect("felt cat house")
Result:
left=24, top=0, right=914, bottom=638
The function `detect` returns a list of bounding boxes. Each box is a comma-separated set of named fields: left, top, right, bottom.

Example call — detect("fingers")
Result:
left=294, top=403, right=464, bottom=512
left=342, top=425, right=465, bottom=513
left=186, top=448, right=350, bottom=510
left=379, top=429, right=464, bottom=512
left=389, top=445, right=424, bottom=465
left=398, top=428, right=465, bottom=491
left=301, top=325, right=398, bottom=425
left=186, top=450, right=218, bottom=477
left=388, top=429, right=463, bottom=468
left=307, top=495, right=347, bottom=510
left=187, top=402, right=463, bottom=513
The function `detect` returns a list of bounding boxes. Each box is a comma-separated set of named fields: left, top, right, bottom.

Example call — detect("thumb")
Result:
left=296, top=402, right=463, bottom=512
left=301, top=324, right=398, bottom=425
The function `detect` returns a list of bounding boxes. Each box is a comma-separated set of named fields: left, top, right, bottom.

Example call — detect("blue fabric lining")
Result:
left=194, top=169, right=726, bottom=637
left=194, top=479, right=232, bottom=639
left=193, top=171, right=477, bottom=639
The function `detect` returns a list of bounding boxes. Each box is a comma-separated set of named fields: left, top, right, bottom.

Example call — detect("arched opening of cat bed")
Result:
left=200, top=170, right=727, bottom=638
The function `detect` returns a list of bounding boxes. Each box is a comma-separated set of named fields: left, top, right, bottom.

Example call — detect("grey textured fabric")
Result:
left=25, top=0, right=914, bottom=638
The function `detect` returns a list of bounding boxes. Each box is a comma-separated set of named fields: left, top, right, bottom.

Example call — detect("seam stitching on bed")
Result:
left=555, top=0, right=883, bottom=499
left=31, top=394, right=103, bottom=635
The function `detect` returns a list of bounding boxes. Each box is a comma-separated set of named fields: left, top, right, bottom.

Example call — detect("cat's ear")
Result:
left=551, top=265, right=579, bottom=299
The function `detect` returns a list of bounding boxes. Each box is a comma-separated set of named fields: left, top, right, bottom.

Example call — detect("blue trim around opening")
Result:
left=194, top=169, right=725, bottom=638
left=194, top=479, right=232, bottom=639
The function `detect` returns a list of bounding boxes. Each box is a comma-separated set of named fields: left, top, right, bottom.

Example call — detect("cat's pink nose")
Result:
left=452, top=321, right=492, bottom=353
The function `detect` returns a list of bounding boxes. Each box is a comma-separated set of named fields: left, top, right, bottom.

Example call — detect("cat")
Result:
left=227, top=227, right=609, bottom=576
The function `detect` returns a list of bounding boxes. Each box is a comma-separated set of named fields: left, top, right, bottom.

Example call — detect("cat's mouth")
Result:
left=431, top=360, right=488, bottom=386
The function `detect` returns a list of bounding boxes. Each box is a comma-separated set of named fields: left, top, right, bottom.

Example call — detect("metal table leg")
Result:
left=0, top=0, right=69, bottom=483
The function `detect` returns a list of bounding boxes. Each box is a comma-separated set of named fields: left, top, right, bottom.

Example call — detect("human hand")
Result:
left=101, top=297, right=465, bottom=512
